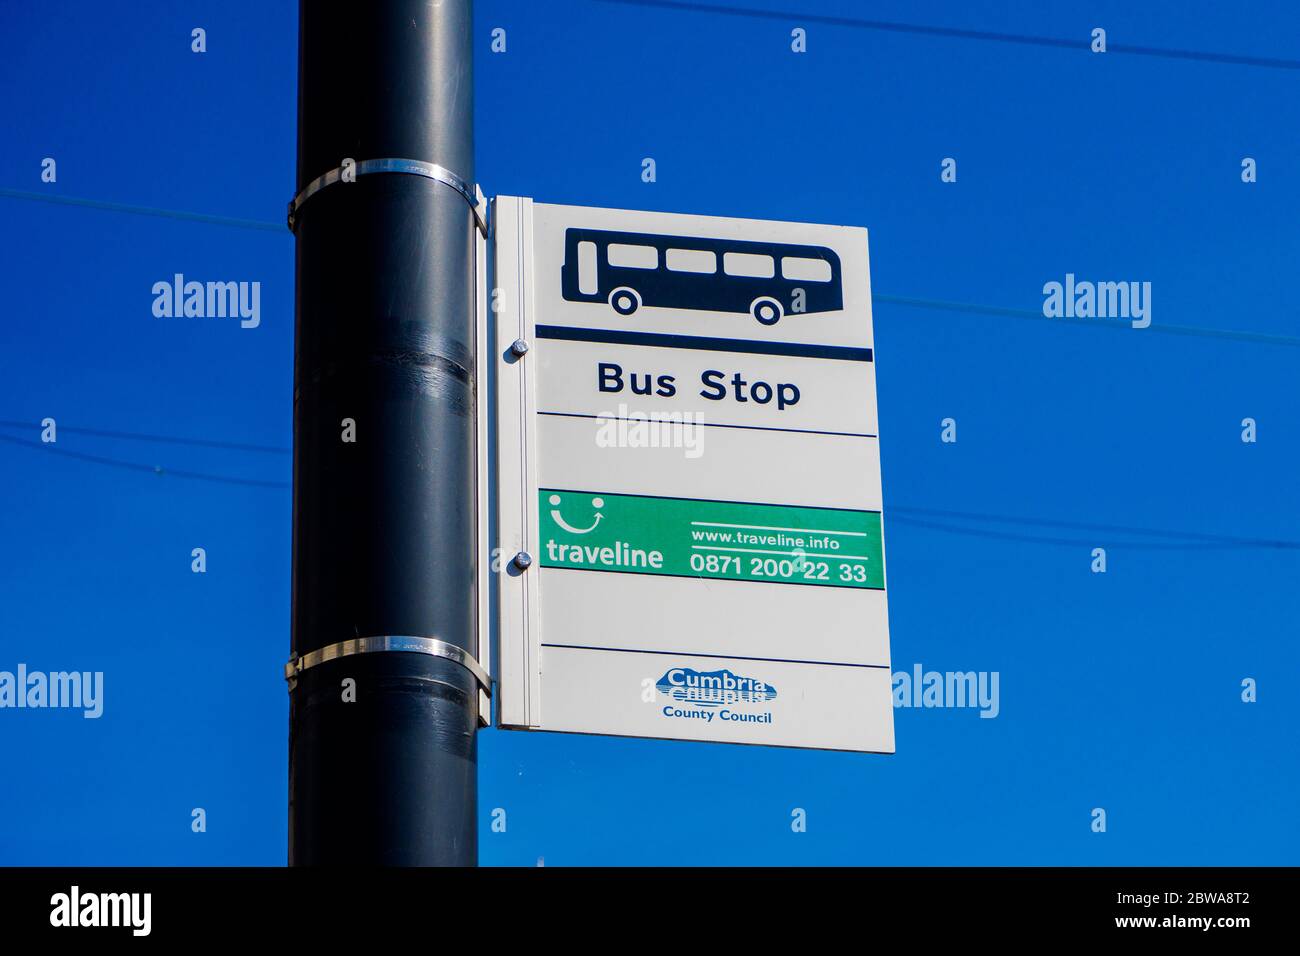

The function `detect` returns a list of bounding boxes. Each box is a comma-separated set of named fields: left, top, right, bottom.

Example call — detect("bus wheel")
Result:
left=751, top=296, right=783, bottom=325
left=609, top=287, right=641, bottom=316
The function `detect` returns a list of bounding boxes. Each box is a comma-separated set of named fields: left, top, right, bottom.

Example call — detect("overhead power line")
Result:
left=2, top=425, right=1294, bottom=550
left=0, top=432, right=289, bottom=489
left=0, top=187, right=284, bottom=233
left=889, top=505, right=1300, bottom=550
left=596, top=0, right=1300, bottom=70
left=889, top=513, right=1300, bottom=553
left=875, top=295, right=1300, bottom=349
left=2, top=191, right=1288, bottom=349
left=0, top=419, right=289, bottom=455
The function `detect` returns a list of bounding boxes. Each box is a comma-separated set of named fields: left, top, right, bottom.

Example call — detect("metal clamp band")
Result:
left=287, top=158, right=487, bottom=235
left=285, top=636, right=492, bottom=693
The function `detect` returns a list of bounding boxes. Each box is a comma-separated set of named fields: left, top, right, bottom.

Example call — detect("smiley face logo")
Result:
left=549, top=495, right=604, bottom=534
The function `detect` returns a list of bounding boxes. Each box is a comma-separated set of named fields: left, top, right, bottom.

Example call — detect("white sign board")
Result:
left=493, top=198, right=893, bottom=753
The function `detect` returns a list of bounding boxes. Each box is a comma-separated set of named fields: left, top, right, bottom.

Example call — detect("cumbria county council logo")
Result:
left=656, top=666, right=777, bottom=725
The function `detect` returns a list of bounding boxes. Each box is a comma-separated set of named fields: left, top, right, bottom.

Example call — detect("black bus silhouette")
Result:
left=560, top=228, right=843, bottom=325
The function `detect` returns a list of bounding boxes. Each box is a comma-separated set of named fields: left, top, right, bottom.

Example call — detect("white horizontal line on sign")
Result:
left=690, top=521, right=868, bottom=537
left=691, top=545, right=871, bottom=560
left=538, top=410, right=877, bottom=440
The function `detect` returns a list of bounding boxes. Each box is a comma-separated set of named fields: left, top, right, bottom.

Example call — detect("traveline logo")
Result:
left=657, top=667, right=776, bottom=725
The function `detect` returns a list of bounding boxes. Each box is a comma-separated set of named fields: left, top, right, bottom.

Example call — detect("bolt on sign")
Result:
left=492, top=198, right=893, bottom=752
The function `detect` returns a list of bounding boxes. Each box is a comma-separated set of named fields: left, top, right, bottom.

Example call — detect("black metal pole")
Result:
left=289, top=0, right=478, bottom=865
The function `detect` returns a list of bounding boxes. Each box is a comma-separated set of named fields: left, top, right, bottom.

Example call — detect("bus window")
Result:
left=577, top=241, right=598, bottom=294
left=723, top=252, right=775, bottom=278
left=782, top=256, right=833, bottom=282
left=608, top=244, right=658, bottom=269
left=666, top=248, right=716, bottom=273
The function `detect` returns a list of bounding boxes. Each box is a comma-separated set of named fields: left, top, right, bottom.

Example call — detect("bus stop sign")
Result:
left=492, top=198, right=893, bottom=753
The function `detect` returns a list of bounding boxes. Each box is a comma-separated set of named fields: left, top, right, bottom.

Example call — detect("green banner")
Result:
left=539, top=489, right=884, bottom=589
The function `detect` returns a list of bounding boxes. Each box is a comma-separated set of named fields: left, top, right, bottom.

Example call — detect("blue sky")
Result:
left=0, top=0, right=1296, bottom=865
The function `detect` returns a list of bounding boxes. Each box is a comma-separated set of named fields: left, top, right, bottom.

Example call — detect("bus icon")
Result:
left=561, top=228, right=843, bottom=325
